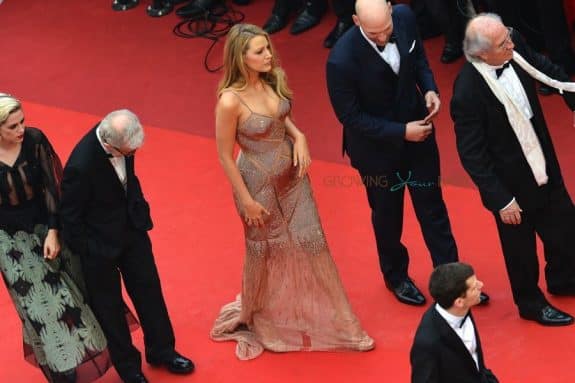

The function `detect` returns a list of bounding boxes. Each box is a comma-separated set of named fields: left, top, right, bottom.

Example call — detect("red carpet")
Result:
left=1, top=1, right=575, bottom=382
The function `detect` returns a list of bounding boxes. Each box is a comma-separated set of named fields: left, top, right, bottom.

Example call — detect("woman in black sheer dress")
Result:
left=0, top=94, right=110, bottom=383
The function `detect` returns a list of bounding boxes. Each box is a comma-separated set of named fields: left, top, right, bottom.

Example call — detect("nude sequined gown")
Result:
left=210, top=93, right=375, bottom=360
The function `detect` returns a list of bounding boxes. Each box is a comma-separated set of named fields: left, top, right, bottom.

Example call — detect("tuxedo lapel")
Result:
left=431, top=309, right=480, bottom=374
left=393, top=13, right=408, bottom=77
left=391, top=12, right=410, bottom=104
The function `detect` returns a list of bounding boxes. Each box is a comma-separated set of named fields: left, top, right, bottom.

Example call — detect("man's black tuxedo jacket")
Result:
left=410, top=306, right=498, bottom=383
left=326, top=4, right=438, bottom=173
left=60, top=126, right=153, bottom=258
left=450, top=32, right=572, bottom=213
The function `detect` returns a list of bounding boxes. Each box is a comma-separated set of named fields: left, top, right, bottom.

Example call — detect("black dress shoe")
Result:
left=324, top=18, right=353, bottom=48
left=148, top=351, right=195, bottom=374
left=478, top=291, right=490, bottom=306
left=147, top=0, right=174, bottom=17
left=538, top=83, right=557, bottom=96
left=112, top=0, right=139, bottom=11
left=290, top=7, right=324, bottom=35
left=388, top=279, right=426, bottom=306
left=124, top=372, right=148, bottom=383
left=263, top=13, right=289, bottom=34
left=440, top=44, right=463, bottom=64
left=520, top=305, right=574, bottom=326
left=176, top=0, right=220, bottom=18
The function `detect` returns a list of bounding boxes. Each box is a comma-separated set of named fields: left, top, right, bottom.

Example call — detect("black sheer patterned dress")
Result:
left=0, top=123, right=111, bottom=383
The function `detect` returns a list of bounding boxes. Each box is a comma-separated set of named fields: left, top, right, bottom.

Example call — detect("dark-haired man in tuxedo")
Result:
left=60, top=110, right=194, bottom=383
left=451, top=14, right=575, bottom=326
left=326, top=0, right=489, bottom=307
left=411, top=263, right=498, bottom=383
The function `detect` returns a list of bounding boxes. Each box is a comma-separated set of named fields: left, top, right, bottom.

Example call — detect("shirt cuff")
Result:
left=499, top=197, right=516, bottom=212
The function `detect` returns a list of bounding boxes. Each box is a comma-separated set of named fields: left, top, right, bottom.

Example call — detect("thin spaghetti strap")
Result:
left=224, top=90, right=253, bottom=113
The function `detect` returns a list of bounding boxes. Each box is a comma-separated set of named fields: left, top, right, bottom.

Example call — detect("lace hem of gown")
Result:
left=210, top=295, right=375, bottom=361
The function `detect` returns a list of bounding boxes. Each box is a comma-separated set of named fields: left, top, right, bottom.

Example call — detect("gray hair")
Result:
left=0, top=93, right=22, bottom=126
left=98, top=109, right=144, bottom=149
left=463, top=13, right=503, bottom=62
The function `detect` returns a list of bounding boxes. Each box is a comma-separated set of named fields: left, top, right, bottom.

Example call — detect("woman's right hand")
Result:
left=242, top=199, right=270, bottom=227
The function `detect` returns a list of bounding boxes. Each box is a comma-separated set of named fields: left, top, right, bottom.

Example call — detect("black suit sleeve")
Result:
left=126, top=157, right=153, bottom=231
left=410, top=338, right=440, bottom=383
left=326, top=59, right=406, bottom=140
left=450, top=72, right=514, bottom=212
left=60, top=164, right=90, bottom=255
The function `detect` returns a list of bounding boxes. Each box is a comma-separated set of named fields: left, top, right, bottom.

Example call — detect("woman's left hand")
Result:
left=293, top=134, right=311, bottom=178
left=44, top=229, right=61, bottom=260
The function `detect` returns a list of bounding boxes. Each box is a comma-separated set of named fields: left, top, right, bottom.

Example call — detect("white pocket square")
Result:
left=408, top=40, right=416, bottom=53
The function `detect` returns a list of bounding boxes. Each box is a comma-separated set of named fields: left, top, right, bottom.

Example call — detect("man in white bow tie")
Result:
left=326, top=0, right=484, bottom=308
left=451, top=13, right=575, bottom=326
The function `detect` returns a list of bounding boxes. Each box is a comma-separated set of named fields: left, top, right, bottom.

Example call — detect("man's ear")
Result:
left=352, top=14, right=360, bottom=27
left=453, top=297, right=465, bottom=309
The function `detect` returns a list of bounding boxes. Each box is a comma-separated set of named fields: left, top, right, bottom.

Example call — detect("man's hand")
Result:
left=499, top=200, right=523, bottom=225
left=424, top=91, right=441, bottom=123
left=405, top=120, right=433, bottom=142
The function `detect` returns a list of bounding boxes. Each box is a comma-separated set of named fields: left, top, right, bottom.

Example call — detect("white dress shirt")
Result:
left=489, top=62, right=533, bottom=121
left=359, top=26, right=401, bottom=75
left=435, top=304, right=479, bottom=370
left=96, top=126, right=127, bottom=191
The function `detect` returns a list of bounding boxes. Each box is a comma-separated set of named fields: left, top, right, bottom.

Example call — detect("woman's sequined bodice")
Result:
left=236, top=98, right=291, bottom=154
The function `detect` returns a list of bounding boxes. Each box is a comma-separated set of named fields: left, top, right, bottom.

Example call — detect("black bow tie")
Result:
left=459, top=311, right=471, bottom=328
left=376, top=35, right=397, bottom=52
left=495, top=61, right=511, bottom=78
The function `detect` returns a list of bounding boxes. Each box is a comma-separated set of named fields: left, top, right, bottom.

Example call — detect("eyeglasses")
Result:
left=104, top=140, right=137, bottom=157
left=497, top=27, right=513, bottom=49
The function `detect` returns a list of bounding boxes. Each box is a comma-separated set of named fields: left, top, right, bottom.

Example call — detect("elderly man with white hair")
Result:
left=451, top=13, right=575, bottom=326
left=60, top=110, right=195, bottom=382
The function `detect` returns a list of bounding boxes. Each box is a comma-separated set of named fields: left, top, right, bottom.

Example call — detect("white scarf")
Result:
left=471, top=51, right=575, bottom=185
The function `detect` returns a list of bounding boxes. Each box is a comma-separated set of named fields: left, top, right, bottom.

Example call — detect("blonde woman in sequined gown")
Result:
left=211, top=23, right=375, bottom=360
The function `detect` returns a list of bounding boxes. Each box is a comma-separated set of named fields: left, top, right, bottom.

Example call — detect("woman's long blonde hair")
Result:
left=218, top=23, right=292, bottom=100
